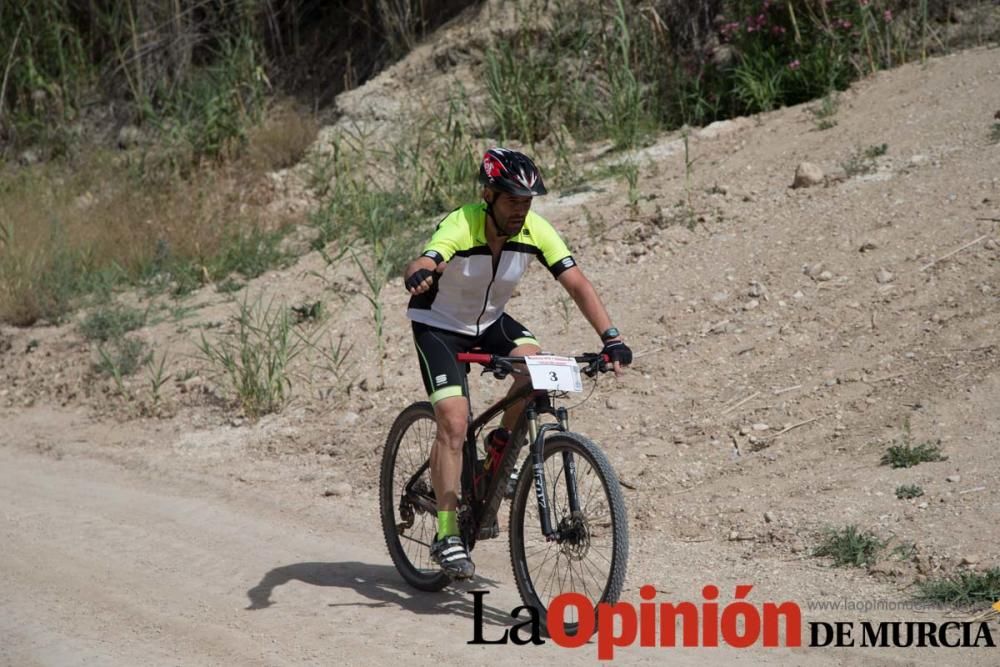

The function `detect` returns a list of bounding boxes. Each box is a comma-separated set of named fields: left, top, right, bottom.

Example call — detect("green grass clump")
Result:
left=990, top=122, right=1000, bottom=145
left=813, top=525, right=885, bottom=567
left=881, top=440, right=947, bottom=468
left=917, top=568, right=1000, bottom=607
left=196, top=295, right=311, bottom=419
left=79, top=305, right=146, bottom=341
left=842, top=143, right=889, bottom=176
left=895, top=484, right=924, bottom=499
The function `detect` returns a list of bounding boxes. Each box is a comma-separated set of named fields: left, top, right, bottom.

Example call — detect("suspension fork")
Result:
left=527, top=402, right=579, bottom=540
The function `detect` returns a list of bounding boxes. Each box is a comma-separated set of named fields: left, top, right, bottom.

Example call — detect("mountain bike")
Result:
left=379, top=351, right=628, bottom=630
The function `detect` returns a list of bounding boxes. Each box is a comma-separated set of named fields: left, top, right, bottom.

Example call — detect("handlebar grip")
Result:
left=457, top=352, right=493, bottom=364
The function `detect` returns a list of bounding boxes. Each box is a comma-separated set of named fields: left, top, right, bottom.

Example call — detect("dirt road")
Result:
left=2, top=412, right=859, bottom=667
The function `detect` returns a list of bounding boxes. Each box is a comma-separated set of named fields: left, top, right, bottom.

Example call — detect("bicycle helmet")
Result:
left=478, top=147, right=548, bottom=197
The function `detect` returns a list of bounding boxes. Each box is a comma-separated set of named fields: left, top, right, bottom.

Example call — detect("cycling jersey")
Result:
left=406, top=203, right=576, bottom=336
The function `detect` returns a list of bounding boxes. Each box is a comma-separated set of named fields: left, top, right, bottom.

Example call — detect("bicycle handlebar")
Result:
left=456, top=352, right=611, bottom=377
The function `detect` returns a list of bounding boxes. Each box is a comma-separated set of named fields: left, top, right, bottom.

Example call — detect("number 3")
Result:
left=548, top=371, right=558, bottom=382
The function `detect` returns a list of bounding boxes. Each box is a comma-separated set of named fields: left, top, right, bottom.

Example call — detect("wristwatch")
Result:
left=600, top=327, right=621, bottom=341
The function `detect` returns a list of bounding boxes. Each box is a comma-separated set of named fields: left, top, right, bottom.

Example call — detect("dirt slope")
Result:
left=1, top=26, right=999, bottom=667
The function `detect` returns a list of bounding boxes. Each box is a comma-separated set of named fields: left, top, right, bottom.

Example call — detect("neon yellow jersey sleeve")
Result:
left=525, top=213, right=575, bottom=277
left=422, top=206, right=474, bottom=262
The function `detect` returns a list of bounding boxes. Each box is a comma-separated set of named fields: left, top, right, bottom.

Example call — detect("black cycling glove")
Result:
left=405, top=268, right=435, bottom=292
left=602, top=339, right=633, bottom=366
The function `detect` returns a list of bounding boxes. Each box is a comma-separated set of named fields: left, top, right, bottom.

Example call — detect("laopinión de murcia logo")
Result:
left=468, top=586, right=999, bottom=660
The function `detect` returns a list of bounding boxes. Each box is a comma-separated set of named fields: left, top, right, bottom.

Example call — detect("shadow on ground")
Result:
left=247, top=561, right=513, bottom=624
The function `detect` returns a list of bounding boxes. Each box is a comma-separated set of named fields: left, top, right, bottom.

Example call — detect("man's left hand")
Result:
left=601, top=339, right=632, bottom=377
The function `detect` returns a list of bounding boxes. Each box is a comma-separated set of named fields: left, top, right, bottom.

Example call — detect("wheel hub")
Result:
left=557, top=512, right=591, bottom=561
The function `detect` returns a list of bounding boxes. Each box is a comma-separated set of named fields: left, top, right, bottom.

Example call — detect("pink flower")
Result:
left=883, top=9, right=893, bottom=22
left=771, top=25, right=787, bottom=36
left=859, top=0, right=870, bottom=7
left=788, top=59, right=801, bottom=71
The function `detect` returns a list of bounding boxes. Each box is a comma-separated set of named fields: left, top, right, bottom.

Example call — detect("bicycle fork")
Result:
left=526, top=402, right=581, bottom=542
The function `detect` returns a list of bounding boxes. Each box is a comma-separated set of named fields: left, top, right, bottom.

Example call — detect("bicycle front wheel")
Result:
left=508, top=432, right=628, bottom=632
left=379, top=401, right=450, bottom=592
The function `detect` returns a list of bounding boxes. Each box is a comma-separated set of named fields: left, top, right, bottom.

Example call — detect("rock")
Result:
left=859, top=240, right=878, bottom=252
left=803, top=262, right=825, bottom=278
left=985, top=239, right=998, bottom=250
left=875, top=269, right=894, bottom=284
left=230, top=417, right=245, bottom=428
left=605, top=397, right=622, bottom=410
left=946, top=474, right=961, bottom=483
left=339, top=411, right=360, bottom=426
left=324, top=482, right=352, bottom=497
left=728, top=530, right=740, bottom=541
left=748, top=282, right=764, bottom=298
left=816, top=271, right=834, bottom=282
left=917, top=502, right=929, bottom=509
left=181, top=376, right=205, bottom=393
left=909, top=154, right=930, bottom=166
left=792, top=162, right=824, bottom=188
left=752, top=423, right=770, bottom=432
left=711, top=291, right=730, bottom=303
left=117, top=124, right=142, bottom=149
left=74, top=191, right=96, bottom=210
left=18, top=149, right=40, bottom=166
left=792, top=290, right=804, bottom=299
left=743, top=299, right=760, bottom=311
left=961, top=555, right=980, bottom=566
left=764, top=511, right=775, bottom=524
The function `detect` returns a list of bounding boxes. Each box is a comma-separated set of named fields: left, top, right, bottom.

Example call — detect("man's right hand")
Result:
left=405, top=268, right=435, bottom=294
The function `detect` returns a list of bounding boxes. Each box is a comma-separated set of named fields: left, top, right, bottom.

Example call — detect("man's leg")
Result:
left=428, top=395, right=476, bottom=578
left=412, top=321, right=477, bottom=578
left=499, top=342, right=541, bottom=431
left=430, top=395, right=469, bottom=514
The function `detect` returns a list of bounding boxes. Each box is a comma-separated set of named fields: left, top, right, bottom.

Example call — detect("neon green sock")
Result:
left=437, top=510, right=459, bottom=539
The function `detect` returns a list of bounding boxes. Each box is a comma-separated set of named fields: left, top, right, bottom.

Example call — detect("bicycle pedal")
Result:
left=477, top=518, right=500, bottom=540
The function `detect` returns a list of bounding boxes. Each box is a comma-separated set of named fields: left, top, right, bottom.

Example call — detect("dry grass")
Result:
left=0, top=103, right=318, bottom=325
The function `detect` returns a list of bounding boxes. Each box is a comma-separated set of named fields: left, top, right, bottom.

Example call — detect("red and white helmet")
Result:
left=478, top=147, right=547, bottom=197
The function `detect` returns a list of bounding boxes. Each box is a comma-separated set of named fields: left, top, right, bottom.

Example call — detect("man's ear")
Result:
left=482, top=188, right=495, bottom=204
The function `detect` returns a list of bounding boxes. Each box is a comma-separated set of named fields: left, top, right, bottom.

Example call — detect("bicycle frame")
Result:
left=459, top=371, right=578, bottom=547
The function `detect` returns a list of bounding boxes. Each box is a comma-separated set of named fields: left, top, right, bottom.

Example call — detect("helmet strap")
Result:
left=484, top=192, right=510, bottom=238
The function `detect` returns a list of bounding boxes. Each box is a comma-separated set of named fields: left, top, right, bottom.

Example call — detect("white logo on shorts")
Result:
left=435, top=374, right=448, bottom=386
left=522, top=330, right=532, bottom=337
left=561, top=257, right=575, bottom=267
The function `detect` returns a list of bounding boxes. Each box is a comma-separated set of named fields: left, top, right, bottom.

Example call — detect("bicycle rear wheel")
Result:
left=508, top=432, right=628, bottom=633
left=379, top=402, right=450, bottom=591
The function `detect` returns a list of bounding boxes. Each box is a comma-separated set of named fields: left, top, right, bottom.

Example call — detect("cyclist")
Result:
left=404, top=147, right=632, bottom=579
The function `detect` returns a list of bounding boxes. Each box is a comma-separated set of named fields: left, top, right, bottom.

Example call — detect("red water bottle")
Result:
left=483, top=427, right=510, bottom=473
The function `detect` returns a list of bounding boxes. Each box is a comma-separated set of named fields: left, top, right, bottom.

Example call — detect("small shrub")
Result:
left=813, top=525, right=885, bottom=567
left=863, top=143, right=889, bottom=159
left=895, top=484, right=924, bottom=499
left=95, top=337, right=150, bottom=393
left=811, top=93, right=840, bottom=130
left=881, top=440, right=947, bottom=468
left=990, top=122, right=1000, bottom=145
left=917, top=568, right=1000, bottom=607
left=842, top=143, right=888, bottom=176
left=79, top=305, right=146, bottom=342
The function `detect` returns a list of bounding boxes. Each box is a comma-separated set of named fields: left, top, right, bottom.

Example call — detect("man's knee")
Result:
left=434, top=396, right=468, bottom=449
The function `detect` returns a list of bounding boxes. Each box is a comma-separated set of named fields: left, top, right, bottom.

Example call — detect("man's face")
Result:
left=487, top=190, right=533, bottom=235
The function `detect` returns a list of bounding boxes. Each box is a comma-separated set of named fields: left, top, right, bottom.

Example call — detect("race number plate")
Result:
left=525, top=355, right=583, bottom=392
